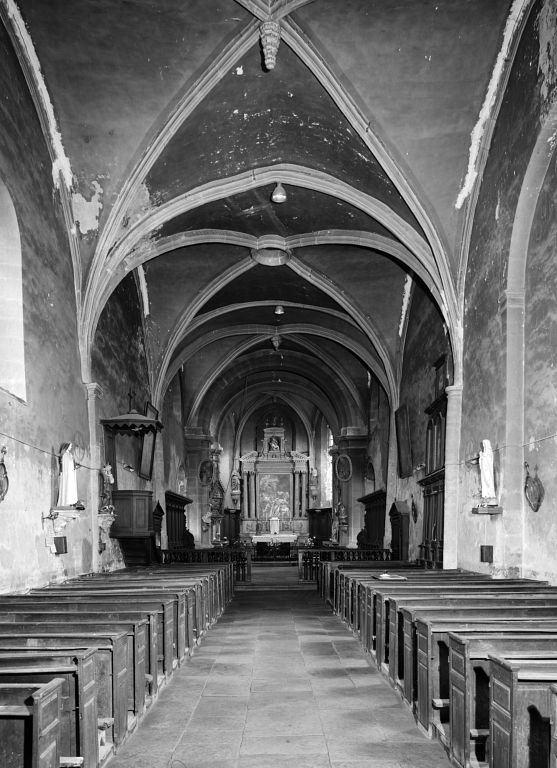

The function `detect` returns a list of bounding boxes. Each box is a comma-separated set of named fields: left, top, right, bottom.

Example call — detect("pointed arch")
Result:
left=0, top=178, right=24, bottom=400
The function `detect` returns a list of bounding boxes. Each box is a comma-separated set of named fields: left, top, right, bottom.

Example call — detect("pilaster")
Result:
left=444, top=384, right=463, bottom=569
left=500, top=289, right=525, bottom=575
left=85, top=382, right=103, bottom=572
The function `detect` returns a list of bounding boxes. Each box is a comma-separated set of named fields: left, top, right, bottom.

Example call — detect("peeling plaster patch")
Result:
left=455, top=0, right=529, bottom=209
left=3, top=0, right=73, bottom=190
left=71, top=180, right=103, bottom=234
left=539, top=0, right=557, bottom=106
left=398, top=274, right=413, bottom=337
left=137, top=265, right=150, bottom=318
left=234, top=65, right=244, bottom=75
left=122, top=181, right=153, bottom=231
left=529, top=435, right=537, bottom=451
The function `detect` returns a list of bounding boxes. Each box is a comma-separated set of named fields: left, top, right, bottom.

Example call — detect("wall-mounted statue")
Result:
left=479, top=439, right=496, bottom=504
left=57, top=442, right=78, bottom=507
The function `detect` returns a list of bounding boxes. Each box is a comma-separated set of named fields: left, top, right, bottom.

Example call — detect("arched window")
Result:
left=0, top=179, right=25, bottom=400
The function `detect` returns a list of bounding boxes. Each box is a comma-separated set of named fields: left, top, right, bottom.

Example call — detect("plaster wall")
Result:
left=91, top=274, right=151, bottom=570
left=0, top=24, right=90, bottom=592
left=398, top=281, right=452, bottom=561
left=523, top=148, right=557, bottom=582
left=458, top=0, right=548, bottom=574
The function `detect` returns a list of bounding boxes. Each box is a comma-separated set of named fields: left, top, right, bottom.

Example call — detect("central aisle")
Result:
left=107, top=573, right=450, bottom=768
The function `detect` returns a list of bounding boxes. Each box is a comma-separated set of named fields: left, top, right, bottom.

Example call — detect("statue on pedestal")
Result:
left=479, top=439, right=497, bottom=504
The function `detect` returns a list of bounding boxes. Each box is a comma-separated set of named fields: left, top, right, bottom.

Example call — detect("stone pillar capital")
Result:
left=85, top=382, right=103, bottom=401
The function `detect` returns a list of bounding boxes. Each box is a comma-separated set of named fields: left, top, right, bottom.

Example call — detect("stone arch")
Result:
left=0, top=178, right=25, bottom=400
left=499, top=103, right=557, bottom=571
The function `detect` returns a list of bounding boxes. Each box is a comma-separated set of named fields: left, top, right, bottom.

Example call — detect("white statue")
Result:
left=57, top=443, right=78, bottom=507
left=479, top=439, right=496, bottom=502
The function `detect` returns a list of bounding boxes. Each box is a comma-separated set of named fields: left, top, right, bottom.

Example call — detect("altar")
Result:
left=239, top=424, right=310, bottom=542
left=251, top=533, right=298, bottom=544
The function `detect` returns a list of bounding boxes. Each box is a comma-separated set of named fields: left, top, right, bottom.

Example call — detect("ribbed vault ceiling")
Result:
left=14, top=0, right=512, bottom=436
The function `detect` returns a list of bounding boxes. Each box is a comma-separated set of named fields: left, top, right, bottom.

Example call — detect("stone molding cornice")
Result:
left=85, top=382, right=104, bottom=400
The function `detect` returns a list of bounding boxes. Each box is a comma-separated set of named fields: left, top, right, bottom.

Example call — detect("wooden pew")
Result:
left=449, top=632, right=557, bottom=768
left=77, top=568, right=223, bottom=633
left=489, top=656, right=557, bottom=768
left=0, top=610, right=155, bottom=713
left=77, top=571, right=211, bottom=630
left=404, top=608, right=557, bottom=737
left=0, top=678, right=65, bottom=768
left=0, top=649, right=98, bottom=768
left=0, top=596, right=161, bottom=703
left=34, top=585, right=187, bottom=672
left=385, top=587, right=557, bottom=682
left=323, top=561, right=422, bottom=607
left=367, top=578, right=550, bottom=666
left=344, top=571, right=528, bottom=637
left=0, top=630, right=128, bottom=749
left=345, top=570, right=488, bottom=630
left=0, top=618, right=147, bottom=731
left=0, top=595, right=173, bottom=695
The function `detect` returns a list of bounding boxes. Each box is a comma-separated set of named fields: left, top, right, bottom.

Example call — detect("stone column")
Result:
left=249, top=473, right=256, bottom=518
left=337, top=433, right=369, bottom=547
left=443, top=384, right=463, bottom=569
left=242, top=472, right=249, bottom=518
left=293, top=472, right=299, bottom=517
left=301, top=472, right=307, bottom=517
left=500, top=289, right=525, bottom=576
left=85, top=382, right=103, bottom=573
left=184, top=430, right=213, bottom=546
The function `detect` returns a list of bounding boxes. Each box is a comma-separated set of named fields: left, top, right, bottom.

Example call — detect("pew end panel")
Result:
left=0, top=678, right=64, bottom=768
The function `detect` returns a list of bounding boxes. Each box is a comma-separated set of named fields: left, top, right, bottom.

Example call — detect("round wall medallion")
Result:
left=198, top=459, right=214, bottom=486
left=335, top=454, right=352, bottom=482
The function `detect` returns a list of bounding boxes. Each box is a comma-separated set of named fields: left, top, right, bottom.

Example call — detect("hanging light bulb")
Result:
left=271, top=182, right=287, bottom=204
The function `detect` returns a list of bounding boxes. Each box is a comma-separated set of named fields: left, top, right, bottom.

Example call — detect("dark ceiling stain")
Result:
left=146, top=42, right=422, bottom=233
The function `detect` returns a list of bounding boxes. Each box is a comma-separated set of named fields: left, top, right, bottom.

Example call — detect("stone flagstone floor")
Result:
left=106, top=566, right=450, bottom=768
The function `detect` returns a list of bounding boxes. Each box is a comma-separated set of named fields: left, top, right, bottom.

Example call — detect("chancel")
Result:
left=1, top=2, right=557, bottom=767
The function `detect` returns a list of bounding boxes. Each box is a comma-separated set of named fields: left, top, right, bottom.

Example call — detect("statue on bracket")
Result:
left=478, top=439, right=497, bottom=505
